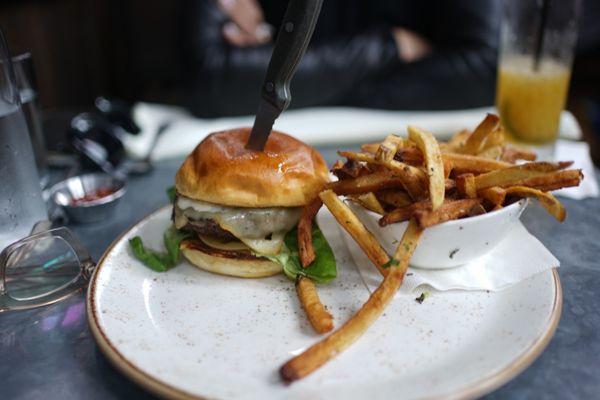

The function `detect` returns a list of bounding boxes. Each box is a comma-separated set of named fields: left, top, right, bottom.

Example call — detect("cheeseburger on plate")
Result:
left=171, top=128, right=335, bottom=280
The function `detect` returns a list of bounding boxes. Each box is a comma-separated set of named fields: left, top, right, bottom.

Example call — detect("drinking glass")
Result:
left=13, top=52, right=48, bottom=185
left=496, top=0, right=581, bottom=148
left=0, top=29, right=48, bottom=251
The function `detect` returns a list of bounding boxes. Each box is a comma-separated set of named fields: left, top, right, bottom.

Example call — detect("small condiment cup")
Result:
left=49, top=173, right=126, bottom=224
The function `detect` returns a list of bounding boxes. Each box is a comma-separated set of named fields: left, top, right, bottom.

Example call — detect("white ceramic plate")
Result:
left=87, top=205, right=561, bottom=400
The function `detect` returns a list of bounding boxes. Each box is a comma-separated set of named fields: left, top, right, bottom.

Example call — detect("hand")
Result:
left=391, top=27, right=432, bottom=63
left=217, top=0, right=273, bottom=47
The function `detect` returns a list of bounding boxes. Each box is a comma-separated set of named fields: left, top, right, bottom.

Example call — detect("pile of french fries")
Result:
left=285, top=114, right=582, bottom=381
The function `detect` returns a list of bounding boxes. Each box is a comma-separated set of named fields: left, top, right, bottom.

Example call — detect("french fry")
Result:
left=481, top=127, right=506, bottom=149
left=298, top=198, right=323, bottom=268
left=467, top=203, right=487, bottom=217
left=319, top=190, right=389, bottom=276
left=456, top=173, right=477, bottom=198
left=376, top=189, right=412, bottom=208
left=477, top=145, right=503, bottom=160
left=331, top=159, right=344, bottom=171
left=443, top=153, right=512, bottom=175
left=504, top=186, right=566, bottom=221
left=331, top=158, right=370, bottom=180
left=413, top=198, right=481, bottom=228
left=445, top=129, right=471, bottom=151
left=347, top=192, right=386, bottom=215
left=376, top=135, right=404, bottom=162
left=296, top=276, right=334, bottom=334
left=379, top=200, right=431, bottom=226
left=360, top=142, right=380, bottom=154
left=459, top=113, right=500, bottom=154
left=280, top=219, right=423, bottom=382
left=501, top=147, right=537, bottom=163
left=474, top=163, right=578, bottom=190
left=328, top=171, right=405, bottom=195
left=478, top=186, right=506, bottom=207
left=515, top=170, right=583, bottom=192
left=396, top=146, right=424, bottom=165
left=407, top=126, right=445, bottom=209
left=278, top=112, right=584, bottom=383
left=443, top=156, right=453, bottom=178
left=338, top=151, right=427, bottom=199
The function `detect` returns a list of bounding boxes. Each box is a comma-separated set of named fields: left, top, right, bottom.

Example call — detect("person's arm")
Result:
left=347, top=0, right=501, bottom=110
left=183, top=0, right=398, bottom=117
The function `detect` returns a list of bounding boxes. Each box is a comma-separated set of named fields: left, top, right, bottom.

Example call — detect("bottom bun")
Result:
left=180, top=240, right=282, bottom=278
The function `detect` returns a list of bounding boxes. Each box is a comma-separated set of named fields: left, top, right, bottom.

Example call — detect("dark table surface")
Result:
left=1, top=146, right=599, bottom=400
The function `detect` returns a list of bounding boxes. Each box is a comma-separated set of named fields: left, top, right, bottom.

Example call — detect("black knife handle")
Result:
left=260, top=0, right=323, bottom=112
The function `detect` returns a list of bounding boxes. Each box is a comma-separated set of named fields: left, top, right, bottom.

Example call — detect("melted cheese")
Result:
left=176, top=196, right=300, bottom=255
left=198, top=235, right=250, bottom=251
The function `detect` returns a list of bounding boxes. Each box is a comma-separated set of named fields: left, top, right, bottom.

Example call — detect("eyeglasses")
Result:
left=0, top=227, right=95, bottom=312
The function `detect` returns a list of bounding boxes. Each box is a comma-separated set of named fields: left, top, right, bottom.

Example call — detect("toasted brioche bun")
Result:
left=175, top=128, right=329, bottom=207
left=180, top=239, right=282, bottom=278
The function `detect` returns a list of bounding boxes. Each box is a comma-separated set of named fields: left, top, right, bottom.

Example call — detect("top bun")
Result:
left=175, top=128, right=329, bottom=207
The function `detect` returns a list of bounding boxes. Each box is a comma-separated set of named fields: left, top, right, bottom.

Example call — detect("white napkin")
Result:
left=124, top=102, right=597, bottom=199
left=125, top=102, right=582, bottom=160
left=338, top=221, right=559, bottom=294
left=554, top=139, right=599, bottom=199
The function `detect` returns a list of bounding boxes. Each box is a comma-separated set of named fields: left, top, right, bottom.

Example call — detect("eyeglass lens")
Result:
left=4, top=235, right=81, bottom=301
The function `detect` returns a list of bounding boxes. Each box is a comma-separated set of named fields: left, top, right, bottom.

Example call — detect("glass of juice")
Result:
left=496, top=0, right=581, bottom=149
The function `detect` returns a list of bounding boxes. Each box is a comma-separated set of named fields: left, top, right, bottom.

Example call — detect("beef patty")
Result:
left=183, top=218, right=237, bottom=241
left=181, top=238, right=262, bottom=260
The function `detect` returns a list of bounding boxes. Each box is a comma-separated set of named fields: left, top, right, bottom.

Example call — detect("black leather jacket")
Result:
left=183, top=0, right=500, bottom=117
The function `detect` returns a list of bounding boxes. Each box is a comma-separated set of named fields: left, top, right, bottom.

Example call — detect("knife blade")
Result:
left=246, top=0, right=323, bottom=151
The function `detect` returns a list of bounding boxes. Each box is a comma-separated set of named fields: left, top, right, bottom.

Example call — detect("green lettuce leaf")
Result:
left=261, top=224, right=337, bottom=284
left=166, top=186, right=176, bottom=203
left=129, top=226, right=191, bottom=272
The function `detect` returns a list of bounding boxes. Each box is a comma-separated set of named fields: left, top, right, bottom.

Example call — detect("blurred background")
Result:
left=1, top=0, right=600, bottom=163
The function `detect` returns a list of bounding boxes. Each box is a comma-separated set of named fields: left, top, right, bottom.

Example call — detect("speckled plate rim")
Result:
left=86, top=204, right=563, bottom=400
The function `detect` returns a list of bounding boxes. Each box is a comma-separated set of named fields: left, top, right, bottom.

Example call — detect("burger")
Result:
left=171, top=128, right=335, bottom=280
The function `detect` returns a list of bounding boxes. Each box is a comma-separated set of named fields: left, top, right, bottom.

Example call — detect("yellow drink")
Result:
left=496, top=56, right=571, bottom=144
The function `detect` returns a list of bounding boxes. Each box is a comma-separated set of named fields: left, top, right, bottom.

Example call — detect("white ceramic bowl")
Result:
left=348, top=199, right=528, bottom=269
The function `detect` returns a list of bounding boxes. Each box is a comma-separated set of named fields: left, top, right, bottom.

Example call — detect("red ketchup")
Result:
left=71, top=188, right=115, bottom=206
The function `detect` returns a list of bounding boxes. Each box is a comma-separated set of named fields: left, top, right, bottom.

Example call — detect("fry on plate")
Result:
left=296, top=276, right=334, bottom=334
left=280, top=112, right=584, bottom=383
left=319, top=189, right=389, bottom=275
left=298, top=198, right=323, bottom=268
left=280, top=219, right=423, bottom=382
